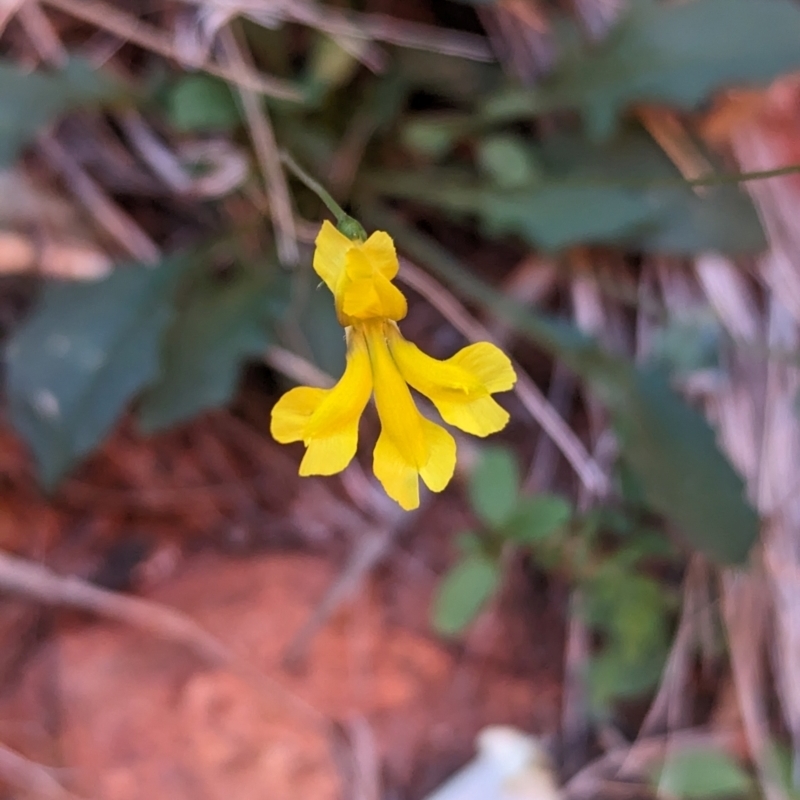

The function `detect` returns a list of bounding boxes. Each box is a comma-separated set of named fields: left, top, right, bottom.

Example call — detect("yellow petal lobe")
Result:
left=269, top=328, right=372, bottom=476
left=360, top=230, right=399, bottom=280
left=450, top=342, right=517, bottom=393
left=270, top=386, right=328, bottom=444
left=366, top=321, right=456, bottom=509
left=313, top=220, right=352, bottom=295
left=386, top=325, right=516, bottom=437
left=418, top=417, right=457, bottom=492
left=372, top=432, right=420, bottom=511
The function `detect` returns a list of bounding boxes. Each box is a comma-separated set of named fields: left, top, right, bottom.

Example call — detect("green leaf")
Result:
left=608, top=529, right=680, bottom=567
left=0, top=58, right=123, bottom=165
left=365, top=208, right=760, bottom=565
left=138, top=265, right=277, bottom=432
left=584, top=570, right=669, bottom=649
left=584, top=570, right=671, bottom=706
left=477, top=134, right=541, bottom=188
left=480, top=185, right=652, bottom=252
left=469, top=446, right=520, bottom=528
left=532, top=0, right=800, bottom=138
left=401, top=113, right=471, bottom=160
left=432, top=554, right=501, bottom=635
left=165, top=74, right=240, bottom=133
left=504, top=495, right=572, bottom=543
left=298, top=284, right=346, bottom=377
left=7, top=257, right=192, bottom=489
left=610, top=365, right=759, bottom=565
left=650, top=312, right=723, bottom=375
left=588, top=644, right=668, bottom=708
left=265, top=266, right=345, bottom=379
left=570, top=130, right=766, bottom=255
left=764, top=742, right=800, bottom=800
left=655, top=748, right=753, bottom=799
left=455, top=530, right=485, bottom=556
left=370, top=126, right=765, bottom=255
left=369, top=169, right=651, bottom=253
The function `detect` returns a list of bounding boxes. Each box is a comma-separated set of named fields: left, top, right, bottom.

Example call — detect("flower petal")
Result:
left=367, top=321, right=456, bottom=508
left=313, top=220, right=352, bottom=295
left=449, top=342, right=516, bottom=393
left=433, top=394, right=510, bottom=437
left=387, top=326, right=515, bottom=437
left=300, top=429, right=359, bottom=476
left=372, top=417, right=455, bottom=509
left=270, top=387, right=327, bottom=443
left=270, top=328, right=372, bottom=476
left=418, top=417, right=456, bottom=492
left=367, top=322, right=427, bottom=464
left=360, top=231, right=399, bottom=280
left=373, top=430, right=420, bottom=510
left=340, top=249, right=407, bottom=322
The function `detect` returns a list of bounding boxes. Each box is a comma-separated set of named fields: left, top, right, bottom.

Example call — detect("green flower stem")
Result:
left=280, top=150, right=367, bottom=241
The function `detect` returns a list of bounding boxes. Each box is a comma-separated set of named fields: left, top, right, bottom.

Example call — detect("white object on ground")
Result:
left=423, top=726, right=562, bottom=800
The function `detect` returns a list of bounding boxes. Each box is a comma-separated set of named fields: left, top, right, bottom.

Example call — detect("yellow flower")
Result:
left=270, top=221, right=517, bottom=510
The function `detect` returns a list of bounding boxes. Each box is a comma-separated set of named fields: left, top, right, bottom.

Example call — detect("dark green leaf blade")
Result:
left=376, top=127, right=765, bottom=255
left=469, top=446, right=520, bottom=528
left=165, top=75, right=240, bottom=133
left=367, top=169, right=655, bottom=253
left=0, top=58, right=123, bottom=165
left=138, top=266, right=276, bottom=432
left=7, top=258, right=191, bottom=489
left=584, top=570, right=671, bottom=706
left=504, top=495, right=572, bottom=543
left=654, top=748, right=753, bottom=800
left=480, top=185, right=655, bottom=252
left=609, top=365, right=758, bottom=565
left=432, top=554, right=501, bottom=635
left=533, top=0, right=800, bottom=138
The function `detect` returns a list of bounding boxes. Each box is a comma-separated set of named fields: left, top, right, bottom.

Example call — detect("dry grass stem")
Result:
left=0, top=741, right=87, bottom=800
left=265, top=345, right=335, bottom=389
left=525, top=361, right=576, bottom=492
left=37, top=133, right=160, bottom=263
left=17, top=0, right=68, bottom=66
left=195, top=0, right=494, bottom=62
left=217, top=24, right=298, bottom=265
left=345, top=716, right=381, bottom=800
left=561, top=592, right=591, bottom=776
left=117, top=110, right=193, bottom=194
left=638, top=558, right=709, bottom=740
left=0, top=0, right=26, bottom=37
left=40, top=0, right=302, bottom=100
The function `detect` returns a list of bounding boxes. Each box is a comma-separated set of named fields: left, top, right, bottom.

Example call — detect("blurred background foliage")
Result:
left=0, top=0, right=796, bottom=752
